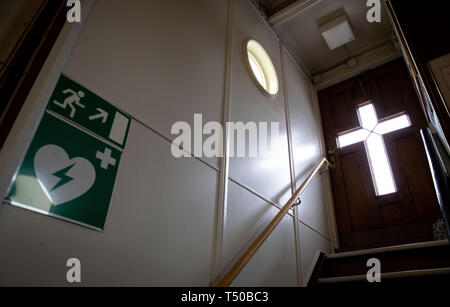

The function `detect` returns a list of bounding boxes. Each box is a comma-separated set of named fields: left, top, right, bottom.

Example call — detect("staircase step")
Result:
left=319, top=240, right=450, bottom=279
left=327, top=240, right=448, bottom=259
left=317, top=267, right=450, bottom=284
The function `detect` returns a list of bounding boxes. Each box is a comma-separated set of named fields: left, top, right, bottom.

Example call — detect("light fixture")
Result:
left=319, top=14, right=355, bottom=50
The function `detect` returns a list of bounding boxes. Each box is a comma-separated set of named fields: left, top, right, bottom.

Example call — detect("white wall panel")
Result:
left=299, top=222, right=331, bottom=284
left=64, top=0, right=228, bottom=169
left=225, top=180, right=297, bottom=287
left=298, top=175, right=330, bottom=239
left=283, top=48, right=330, bottom=238
left=228, top=0, right=292, bottom=206
left=0, top=121, right=218, bottom=286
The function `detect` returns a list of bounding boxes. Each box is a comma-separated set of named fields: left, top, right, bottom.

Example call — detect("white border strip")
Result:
left=4, top=199, right=102, bottom=232
left=211, top=0, right=234, bottom=285
left=327, top=240, right=449, bottom=259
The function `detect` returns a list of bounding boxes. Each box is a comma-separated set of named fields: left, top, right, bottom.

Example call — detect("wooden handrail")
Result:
left=216, top=157, right=332, bottom=287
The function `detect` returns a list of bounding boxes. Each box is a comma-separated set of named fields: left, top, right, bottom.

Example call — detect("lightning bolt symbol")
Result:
left=51, top=163, right=76, bottom=191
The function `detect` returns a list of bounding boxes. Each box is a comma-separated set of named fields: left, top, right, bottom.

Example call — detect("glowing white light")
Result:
left=374, top=115, right=411, bottom=135
left=337, top=129, right=371, bottom=148
left=358, top=104, right=378, bottom=130
left=366, top=134, right=397, bottom=195
left=248, top=52, right=266, bottom=90
left=337, top=103, right=411, bottom=196
left=246, top=40, right=279, bottom=95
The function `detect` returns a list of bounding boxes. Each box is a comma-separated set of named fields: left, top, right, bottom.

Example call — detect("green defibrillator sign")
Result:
left=7, top=75, right=130, bottom=230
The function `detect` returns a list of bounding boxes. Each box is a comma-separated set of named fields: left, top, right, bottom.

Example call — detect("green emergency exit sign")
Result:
left=7, top=75, right=130, bottom=230
left=47, top=75, right=130, bottom=148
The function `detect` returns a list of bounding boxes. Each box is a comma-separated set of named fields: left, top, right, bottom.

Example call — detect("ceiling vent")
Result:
left=319, top=14, right=355, bottom=50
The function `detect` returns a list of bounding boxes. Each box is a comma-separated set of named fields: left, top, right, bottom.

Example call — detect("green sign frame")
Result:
left=7, top=75, right=131, bottom=231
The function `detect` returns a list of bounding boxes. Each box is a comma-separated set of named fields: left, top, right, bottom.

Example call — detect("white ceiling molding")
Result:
left=314, top=41, right=402, bottom=91
left=268, top=0, right=320, bottom=26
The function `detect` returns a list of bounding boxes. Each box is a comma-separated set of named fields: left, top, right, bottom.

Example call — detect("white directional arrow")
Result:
left=88, top=108, right=108, bottom=123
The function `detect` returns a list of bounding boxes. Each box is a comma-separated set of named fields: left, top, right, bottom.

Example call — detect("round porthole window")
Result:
left=245, top=39, right=279, bottom=96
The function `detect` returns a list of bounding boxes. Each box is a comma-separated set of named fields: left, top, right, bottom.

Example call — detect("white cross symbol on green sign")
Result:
left=96, top=148, right=117, bottom=170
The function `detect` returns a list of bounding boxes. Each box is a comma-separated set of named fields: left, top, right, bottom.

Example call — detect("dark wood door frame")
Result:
left=319, top=59, right=442, bottom=251
left=0, top=0, right=68, bottom=149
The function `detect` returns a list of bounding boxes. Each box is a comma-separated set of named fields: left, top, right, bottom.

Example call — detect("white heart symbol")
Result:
left=34, top=144, right=96, bottom=205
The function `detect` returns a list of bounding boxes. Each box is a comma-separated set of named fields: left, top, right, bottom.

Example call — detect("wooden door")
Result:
left=319, top=59, right=442, bottom=250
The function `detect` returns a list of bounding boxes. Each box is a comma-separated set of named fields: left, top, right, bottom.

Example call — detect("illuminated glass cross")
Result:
left=337, top=103, right=411, bottom=196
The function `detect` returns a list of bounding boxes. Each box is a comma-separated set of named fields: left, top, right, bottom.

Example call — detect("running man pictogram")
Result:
left=53, top=89, right=86, bottom=118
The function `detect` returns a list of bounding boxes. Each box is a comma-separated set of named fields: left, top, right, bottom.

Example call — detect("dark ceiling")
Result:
left=253, top=0, right=298, bottom=16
